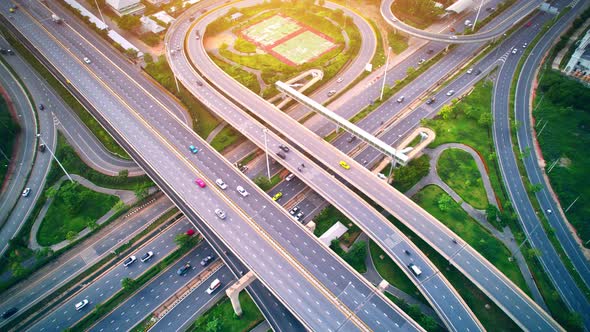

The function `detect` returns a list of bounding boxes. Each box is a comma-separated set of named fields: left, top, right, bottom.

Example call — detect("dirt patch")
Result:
left=558, top=157, right=571, bottom=168
left=204, top=32, right=235, bottom=51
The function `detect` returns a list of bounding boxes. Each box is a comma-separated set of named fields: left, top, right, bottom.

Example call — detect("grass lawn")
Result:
left=437, top=148, right=488, bottom=209
left=210, top=126, right=244, bottom=153
left=424, top=80, right=507, bottom=217
left=37, top=181, right=118, bottom=246
left=313, top=205, right=357, bottom=237
left=370, top=241, right=423, bottom=300
left=388, top=32, right=409, bottom=54
left=47, top=133, right=153, bottom=190
left=234, top=37, right=257, bottom=54
left=0, top=96, right=20, bottom=185
left=189, top=291, right=263, bottom=332
left=534, top=70, right=590, bottom=246
left=413, top=185, right=529, bottom=293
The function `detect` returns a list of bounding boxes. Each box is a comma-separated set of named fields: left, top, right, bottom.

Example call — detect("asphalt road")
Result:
left=148, top=265, right=234, bottom=332
left=174, top=4, right=484, bottom=331
left=27, top=218, right=192, bottom=332
left=0, top=53, right=37, bottom=226
left=90, top=241, right=225, bottom=332
left=181, top=2, right=561, bottom=330
left=492, top=0, right=590, bottom=327
left=381, top=0, right=543, bottom=43
left=515, top=0, right=590, bottom=288
left=0, top=197, right=175, bottom=329
left=0, top=38, right=54, bottom=257
left=3, top=2, right=420, bottom=330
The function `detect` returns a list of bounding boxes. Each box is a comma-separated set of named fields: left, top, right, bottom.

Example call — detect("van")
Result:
left=285, top=173, right=295, bottom=181
left=408, top=263, right=422, bottom=277
left=206, top=278, right=221, bottom=294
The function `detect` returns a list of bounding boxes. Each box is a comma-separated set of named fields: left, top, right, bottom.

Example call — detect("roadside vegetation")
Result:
left=189, top=291, right=264, bottom=332
left=388, top=154, right=430, bottom=192
left=143, top=54, right=220, bottom=138
left=0, top=95, right=20, bottom=185
left=210, top=126, right=243, bottom=153
left=390, top=0, right=446, bottom=29
left=534, top=70, right=590, bottom=246
left=37, top=181, right=119, bottom=246
left=437, top=148, right=488, bottom=209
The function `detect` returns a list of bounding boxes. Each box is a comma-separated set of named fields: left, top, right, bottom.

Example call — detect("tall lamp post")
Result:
left=379, top=47, right=392, bottom=101
left=263, top=128, right=271, bottom=180
left=37, top=134, right=73, bottom=183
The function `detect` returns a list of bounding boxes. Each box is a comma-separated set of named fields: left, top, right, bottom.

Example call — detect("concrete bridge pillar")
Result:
left=378, top=279, right=389, bottom=293
left=225, top=271, right=256, bottom=316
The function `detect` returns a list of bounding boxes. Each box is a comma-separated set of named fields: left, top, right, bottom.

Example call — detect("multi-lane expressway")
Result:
left=381, top=0, right=543, bottom=43
left=175, top=2, right=563, bottom=330
left=492, top=0, right=590, bottom=326
left=170, top=3, right=486, bottom=332
left=1, top=1, right=423, bottom=330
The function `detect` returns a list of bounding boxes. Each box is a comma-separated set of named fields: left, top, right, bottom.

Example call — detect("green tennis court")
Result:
left=272, top=30, right=336, bottom=65
left=241, top=15, right=300, bottom=46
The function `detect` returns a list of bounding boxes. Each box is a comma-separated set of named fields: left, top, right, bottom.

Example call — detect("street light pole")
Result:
left=263, top=128, right=271, bottom=180
left=472, top=0, right=485, bottom=30
left=379, top=47, right=392, bottom=101
left=511, top=222, right=542, bottom=260
left=94, top=0, right=107, bottom=26
left=38, top=134, right=73, bottom=183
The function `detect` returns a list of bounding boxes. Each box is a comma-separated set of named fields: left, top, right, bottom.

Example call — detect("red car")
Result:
left=195, top=178, right=206, bottom=188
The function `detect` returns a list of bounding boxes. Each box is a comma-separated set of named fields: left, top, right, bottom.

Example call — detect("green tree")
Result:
left=66, top=231, right=78, bottom=243
left=253, top=176, right=272, bottom=191
left=205, top=316, right=222, bottom=332
left=114, top=200, right=126, bottom=211
left=406, top=66, right=416, bottom=76
left=35, top=247, right=54, bottom=259
left=134, top=183, right=150, bottom=200
left=529, top=183, right=543, bottom=193
left=564, top=312, right=583, bottom=330
left=437, top=194, right=452, bottom=212
left=524, top=248, right=541, bottom=260
left=118, top=169, right=129, bottom=180
left=45, top=186, right=59, bottom=198
left=439, top=104, right=454, bottom=120
left=478, top=112, right=492, bottom=126
left=143, top=52, right=154, bottom=64
left=10, top=262, right=26, bottom=277
left=344, top=240, right=366, bottom=269
left=122, top=277, right=137, bottom=290
left=117, top=15, right=141, bottom=31
left=87, top=220, right=99, bottom=231
left=486, top=204, right=499, bottom=224
left=175, top=233, right=191, bottom=248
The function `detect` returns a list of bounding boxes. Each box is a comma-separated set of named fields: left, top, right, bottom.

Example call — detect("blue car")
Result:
left=188, top=145, right=199, bottom=154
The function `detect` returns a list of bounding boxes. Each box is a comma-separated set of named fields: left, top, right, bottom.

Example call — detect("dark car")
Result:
left=279, top=144, right=289, bottom=152
left=1, top=307, right=17, bottom=319
left=276, top=151, right=286, bottom=159
left=38, top=104, right=45, bottom=111
left=475, top=69, right=482, bottom=75
left=200, top=255, right=213, bottom=266
left=425, top=97, right=435, bottom=105
left=177, top=263, right=191, bottom=275
left=38, top=144, right=46, bottom=152
left=426, top=49, right=434, bottom=54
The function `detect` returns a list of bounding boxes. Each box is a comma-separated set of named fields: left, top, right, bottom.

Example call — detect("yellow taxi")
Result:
left=272, top=192, right=283, bottom=201
left=339, top=161, right=350, bottom=170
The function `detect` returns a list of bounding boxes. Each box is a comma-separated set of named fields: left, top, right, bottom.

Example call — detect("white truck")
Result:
left=206, top=278, right=221, bottom=294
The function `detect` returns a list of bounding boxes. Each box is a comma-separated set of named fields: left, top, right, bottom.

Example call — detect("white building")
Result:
left=318, top=221, right=348, bottom=247
left=153, top=11, right=176, bottom=25
left=140, top=16, right=165, bottom=34
left=106, top=0, right=145, bottom=16
left=565, top=29, right=590, bottom=76
left=145, top=0, right=170, bottom=6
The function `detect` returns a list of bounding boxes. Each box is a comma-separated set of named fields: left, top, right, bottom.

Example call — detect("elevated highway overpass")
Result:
left=174, top=1, right=564, bottom=330
left=0, top=1, right=423, bottom=330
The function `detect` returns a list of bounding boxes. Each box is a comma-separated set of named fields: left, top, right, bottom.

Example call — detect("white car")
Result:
left=466, top=68, right=473, bottom=74
left=83, top=57, right=91, bottom=64
left=215, top=208, right=226, bottom=219
left=215, top=178, right=227, bottom=190
left=22, top=188, right=31, bottom=197
left=449, top=35, right=458, bottom=40
left=512, top=48, right=518, bottom=54
left=75, top=299, right=89, bottom=311
left=446, top=90, right=455, bottom=96
left=236, top=186, right=249, bottom=197
left=337, top=77, right=343, bottom=83
left=140, top=251, right=154, bottom=262
left=123, top=255, right=136, bottom=267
